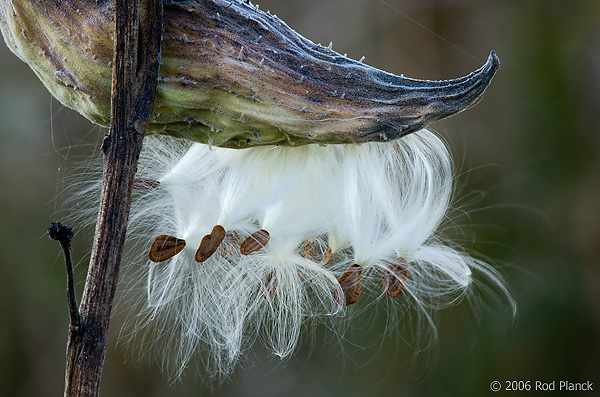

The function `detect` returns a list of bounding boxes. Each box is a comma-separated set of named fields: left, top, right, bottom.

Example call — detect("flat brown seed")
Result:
left=195, top=225, right=227, bottom=262
left=321, top=248, right=333, bottom=266
left=148, top=235, right=186, bottom=262
left=334, top=264, right=363, bottom=306
left=261, top=270, right=277, bottom=301
left=382, top=259, right=408, bottom=298
left=302, top=240, right=313, bottom=260
left=133, top=176, right=160, bottom=190
left=240, top=229, right=270, bottom=255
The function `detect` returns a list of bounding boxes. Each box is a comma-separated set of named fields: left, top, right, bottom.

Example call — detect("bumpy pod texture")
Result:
left=0, top=0, right=498, bottom=148
left=112, top=130, right=513, bottom=379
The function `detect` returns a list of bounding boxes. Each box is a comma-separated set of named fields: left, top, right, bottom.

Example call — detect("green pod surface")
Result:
left=0, top=0, right=498, bottom=148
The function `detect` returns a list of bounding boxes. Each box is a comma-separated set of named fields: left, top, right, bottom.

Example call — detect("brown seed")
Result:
left=133, top=176, right=160, bottom=190
left=240, top=229, right=270, bottom=255
left=261, top=270, right=277, bottom=301
left=195, top=225, right=227, bottom=262
left=148, top=235, right=186, bottom=262
left=321, top=248, right=333, bottom=266
left=382, top=259, right=408, bottom=298
left=302, top=240, right=313, bottom=260
left=334, top=264, right=363, bottom=306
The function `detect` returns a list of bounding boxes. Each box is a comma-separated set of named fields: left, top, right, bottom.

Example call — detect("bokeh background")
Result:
left=1, top=0, right=598, bottom=395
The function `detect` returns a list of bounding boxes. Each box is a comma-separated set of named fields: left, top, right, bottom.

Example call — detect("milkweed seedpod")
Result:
left=0, top=0, right=498, bottom=148
left=3, top=0, right=515, bottom=381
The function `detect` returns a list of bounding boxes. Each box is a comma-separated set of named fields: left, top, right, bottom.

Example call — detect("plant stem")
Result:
left=48, top=222, right=81, bottom=329
left=63, top=1, right=162, bottom=395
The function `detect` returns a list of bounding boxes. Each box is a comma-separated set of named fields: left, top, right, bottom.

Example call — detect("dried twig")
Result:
left=48, top=222, right=81, bottom=330
left=63, top=1, right=163, bottom=395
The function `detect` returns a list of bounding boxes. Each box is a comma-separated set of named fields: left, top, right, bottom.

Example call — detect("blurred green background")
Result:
left=1, top=0, right=598, bottom=395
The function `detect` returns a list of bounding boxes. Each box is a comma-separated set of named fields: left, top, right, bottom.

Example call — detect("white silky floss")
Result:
left=123, top=129, right=510, bottom=379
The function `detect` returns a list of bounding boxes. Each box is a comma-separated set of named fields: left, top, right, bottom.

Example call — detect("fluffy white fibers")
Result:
left=106, top=130, right=513, bottom=380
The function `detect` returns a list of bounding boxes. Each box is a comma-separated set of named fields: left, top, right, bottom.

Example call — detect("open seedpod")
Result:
left=0, top=0, right=498, bottom=148
left=1, top=0, right=512, bottom=380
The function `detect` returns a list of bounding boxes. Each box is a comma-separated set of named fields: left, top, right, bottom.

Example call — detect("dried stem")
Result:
left=63, top=0, right=163, bottom=395
left=48, top=222, right=81, bottom=330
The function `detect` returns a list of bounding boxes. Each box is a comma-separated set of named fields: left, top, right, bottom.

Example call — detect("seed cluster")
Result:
left=114, top=128, right=508, bottom=378
left=149, top=221, right=409, bottom=306
left=136, top=132, right=452, bottom=308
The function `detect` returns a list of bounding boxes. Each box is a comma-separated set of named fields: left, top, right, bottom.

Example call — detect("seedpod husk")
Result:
left=0, top=0, right=498, bottom=148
